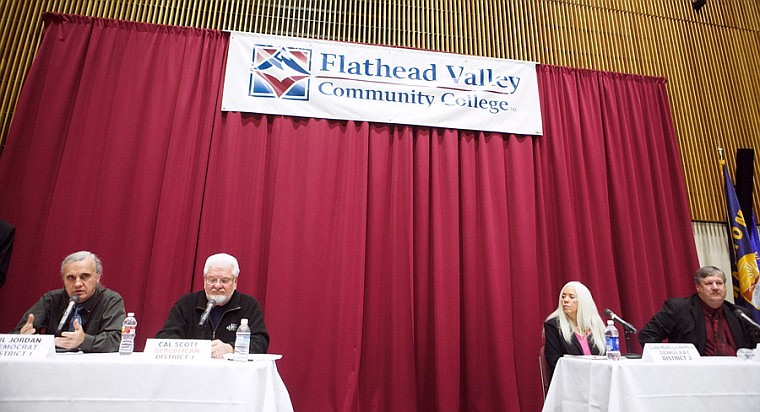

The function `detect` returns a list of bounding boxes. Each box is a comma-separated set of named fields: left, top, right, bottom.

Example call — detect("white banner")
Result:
left=222, top=32, right=543, bottom=135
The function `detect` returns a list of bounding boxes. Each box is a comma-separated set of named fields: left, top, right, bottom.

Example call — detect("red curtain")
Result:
left=0, top=14, right=698, bottom=411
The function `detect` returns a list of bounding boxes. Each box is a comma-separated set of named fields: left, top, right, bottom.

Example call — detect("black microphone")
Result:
left=734, top=308, right=760, bottom=331
left=603, top=308, right=638, bottom=334
left=198, top=299, right=216, bottom=328
left=56, top=295, right=79, bottom=334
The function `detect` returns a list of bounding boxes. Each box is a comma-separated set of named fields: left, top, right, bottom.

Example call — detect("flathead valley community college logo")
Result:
left=248, top=46, right=311, bottom=100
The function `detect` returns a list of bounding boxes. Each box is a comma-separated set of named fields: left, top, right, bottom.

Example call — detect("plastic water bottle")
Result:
left=234, top=318, right=251, bottom=362
left=119, top=312, right=137, bottom=355
left=605, top=320, right=621, bottom=360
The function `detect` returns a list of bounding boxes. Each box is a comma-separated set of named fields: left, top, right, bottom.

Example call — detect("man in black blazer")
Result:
left=639, top=266, right=760, bottom=355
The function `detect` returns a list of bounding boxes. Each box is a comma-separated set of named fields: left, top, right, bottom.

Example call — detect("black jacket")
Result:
left=638, top=294, right=760, bottom=354
left=156, top=289, right=269, bottom=353
left=543, top=316, right=603, bottom=374
left=0, top=220, right=14, bottom=288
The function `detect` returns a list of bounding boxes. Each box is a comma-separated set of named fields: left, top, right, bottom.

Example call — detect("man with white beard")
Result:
left=156, top=253, right=269, bottom=358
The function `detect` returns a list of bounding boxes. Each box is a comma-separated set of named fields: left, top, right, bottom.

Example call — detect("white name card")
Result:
left=0, top=334, right=55, bottom=358
left=642, top=343, right=701, bottom=362
left=144, top=338, right=212, bottom=361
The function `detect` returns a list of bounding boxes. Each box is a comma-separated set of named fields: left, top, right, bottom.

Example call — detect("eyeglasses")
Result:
left=204, top=277, right=234, bottom=286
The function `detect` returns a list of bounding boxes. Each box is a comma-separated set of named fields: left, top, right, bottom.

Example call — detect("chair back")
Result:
left=539, top=344, right=550, bottom=400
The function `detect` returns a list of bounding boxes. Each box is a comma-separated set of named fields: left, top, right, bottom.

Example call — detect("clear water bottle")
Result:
left=234, top=318, right=251, bottom=362
left=119, top=312, right=137, bottom=355
left=605, top=320, right=621, bottom=360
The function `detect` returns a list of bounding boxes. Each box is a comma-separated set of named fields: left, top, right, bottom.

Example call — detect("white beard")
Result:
left=207, top=294, right=230, bottom=306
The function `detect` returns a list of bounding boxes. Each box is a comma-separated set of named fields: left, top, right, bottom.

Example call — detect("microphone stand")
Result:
left=622, top=327, right=641, bottom=359
left=604, top=309, right=641, bottom=358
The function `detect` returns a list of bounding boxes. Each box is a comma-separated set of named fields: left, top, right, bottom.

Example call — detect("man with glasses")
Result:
left=156, top=253, right=269, bottom=358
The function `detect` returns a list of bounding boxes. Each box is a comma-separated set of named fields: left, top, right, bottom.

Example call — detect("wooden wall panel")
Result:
left=1, top=0, right=759, bottom=222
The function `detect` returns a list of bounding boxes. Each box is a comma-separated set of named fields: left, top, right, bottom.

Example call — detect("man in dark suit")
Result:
left=639, top=266, right=760, bottom=355
left=0, top=220, right=14, bottom=288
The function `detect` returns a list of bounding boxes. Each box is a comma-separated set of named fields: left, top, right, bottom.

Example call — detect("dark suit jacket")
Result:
left=638, top=294, right=760, bottom=354
left=0, top=220, right=14, bottom=288
left=543, top=316, right=602, bottom=374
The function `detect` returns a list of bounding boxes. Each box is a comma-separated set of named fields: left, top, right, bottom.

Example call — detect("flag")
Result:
left=721, top=159, right=760, bottom=322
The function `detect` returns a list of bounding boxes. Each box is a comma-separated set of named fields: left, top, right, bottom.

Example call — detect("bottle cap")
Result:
left=128, top=312, right=134, bottom=317
left=607, top=320, right=614, bottom=325
left=241, top=318, right=248, bottom=325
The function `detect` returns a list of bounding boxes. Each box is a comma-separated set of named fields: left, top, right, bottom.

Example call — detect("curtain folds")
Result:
left=0, top=14, right=698, bottom=411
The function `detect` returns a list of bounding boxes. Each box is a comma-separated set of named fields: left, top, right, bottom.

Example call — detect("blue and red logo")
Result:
left=248, top=46, right=311, bottom=100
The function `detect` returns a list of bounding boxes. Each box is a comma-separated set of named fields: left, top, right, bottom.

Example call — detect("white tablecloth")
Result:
left=542, top=356, right=760, bottom=412
left=0, top=352, right=293, bottom=412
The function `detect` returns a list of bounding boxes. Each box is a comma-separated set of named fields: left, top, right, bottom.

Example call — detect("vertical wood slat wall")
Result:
left=1, top=0, right=759, bottom=222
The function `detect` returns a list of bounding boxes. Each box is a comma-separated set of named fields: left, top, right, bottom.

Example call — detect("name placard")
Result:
left=143, top=339, right=211, bottom=361
left=0, top=334, right=55, bottom=358
left=642, top=343, right=701, bottom=362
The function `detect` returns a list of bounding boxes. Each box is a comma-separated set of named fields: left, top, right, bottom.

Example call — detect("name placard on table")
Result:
left=642, top=343, right=701, bottom=362
left=0, top=334, right=55, bottom=358
left=144, top=338, right=212, bottom=361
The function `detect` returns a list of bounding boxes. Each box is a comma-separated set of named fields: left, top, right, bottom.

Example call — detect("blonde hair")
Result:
left=545, top=281, right=606, bottom=354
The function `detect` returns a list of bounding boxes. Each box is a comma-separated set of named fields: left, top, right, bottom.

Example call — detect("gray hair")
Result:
left=60, top=251, right=103, bottom=276
left=694, top=266, right=726, bottom=284
left=203, top=253, right=240, bottom=278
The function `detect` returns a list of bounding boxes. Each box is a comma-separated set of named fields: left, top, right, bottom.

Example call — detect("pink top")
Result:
left=575, top=332, right=592, bottom=355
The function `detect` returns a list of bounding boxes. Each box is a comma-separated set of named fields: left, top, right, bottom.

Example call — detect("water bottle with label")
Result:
left=119, top=312, right=137, bottom=355
left=234, top=318, right=251, bottom=362
left=605, top=320, right=621, bottom=360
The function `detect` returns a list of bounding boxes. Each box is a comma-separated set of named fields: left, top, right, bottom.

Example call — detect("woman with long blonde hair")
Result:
left=543, top=280, right=606, bottom=374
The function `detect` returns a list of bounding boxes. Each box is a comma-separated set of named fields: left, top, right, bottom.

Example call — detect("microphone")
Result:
left=198, top=299, right=216, bottom=328
left=56, top=295, right=79, bottom=334
left=603, top=308, right=638, bottom=334
left=734, top=308, right=760, bottom=331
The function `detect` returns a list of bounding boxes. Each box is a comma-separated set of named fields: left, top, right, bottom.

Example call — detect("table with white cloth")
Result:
left=542, top=355, right=760, bottom=412
left=0, top=352, right=293, bottom=412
